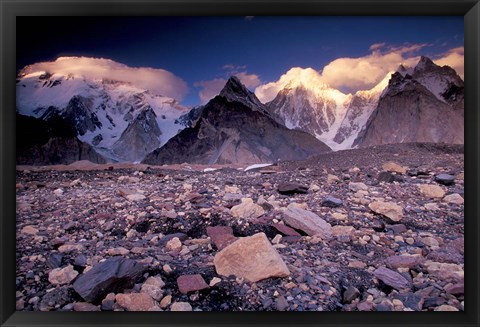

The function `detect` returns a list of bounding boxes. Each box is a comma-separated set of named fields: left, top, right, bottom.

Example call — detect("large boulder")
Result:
left=213, top=232, right=290, bottom=282
left=73, top=257, right=145, bottom=303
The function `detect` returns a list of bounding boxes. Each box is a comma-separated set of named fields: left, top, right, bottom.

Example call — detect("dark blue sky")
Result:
left=17, top=16, right=464, bottom=106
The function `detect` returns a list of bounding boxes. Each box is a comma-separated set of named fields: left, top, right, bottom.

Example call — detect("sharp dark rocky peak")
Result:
left=219, top=76, right=269, bottom=114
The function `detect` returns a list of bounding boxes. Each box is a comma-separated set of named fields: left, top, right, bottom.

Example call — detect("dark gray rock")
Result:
left=157, top=233, right=189, bottom=247
left=46, top=253, right=63, bottom=269
left=378, top=171, right=395, bottom=183
left=277, top=183, right=309, bottom=195
left=435, top=173, right=455, bottom=186
left=343, top=286, right=360, bottom=303
left=74, top=254, right=87, bottom=267
left=321, top=196, right=342, bottom=208
left=394, top=292, right=424, bottom=311
left=72, top=257, right=145, bottom=303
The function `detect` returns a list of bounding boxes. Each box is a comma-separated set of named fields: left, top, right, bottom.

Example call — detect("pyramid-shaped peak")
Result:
left=216, top=75, right=268, bottom=112
left=415, top=56, right=437, bottom=71
left=219, top=76, right=250, bottom=98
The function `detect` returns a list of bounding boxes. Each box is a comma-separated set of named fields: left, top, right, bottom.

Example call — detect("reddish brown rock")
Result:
left=115, top=292, right=160, bottom=311
left=177, top=274, right=209, bottom=294
left=272, top=223, right=301, bottom=236
left=207, top=226, right=238, bottom=250
left=385, top=255, right=425, bottom=269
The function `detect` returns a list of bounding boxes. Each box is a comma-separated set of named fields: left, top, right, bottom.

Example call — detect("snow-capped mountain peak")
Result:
left=16, top=57, right=189, bottom=162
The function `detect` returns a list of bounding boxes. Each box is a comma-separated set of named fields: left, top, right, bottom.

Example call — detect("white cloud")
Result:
left=23, top=56, right=189, bottom=101
left=433, top=46, right=464, bottom=79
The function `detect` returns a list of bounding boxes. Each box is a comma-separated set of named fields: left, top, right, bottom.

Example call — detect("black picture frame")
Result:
left=1, top=1, right=479, bottom=326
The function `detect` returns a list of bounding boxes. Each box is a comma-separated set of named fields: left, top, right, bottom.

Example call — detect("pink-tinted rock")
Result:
left=373, top=267, right=411, bottom=290
left=445, top=283, right=464, bottom=295
left=214, top=232, right=290, bottom=283
left=385, top=255, right=425, bottom=269
left=272, top=223, right=301, bottom=236
left=115, top=292, right=160, bottom=311
left=207, top=226, right=238, bottom=250
left=177, top=274, right=209, bottom=294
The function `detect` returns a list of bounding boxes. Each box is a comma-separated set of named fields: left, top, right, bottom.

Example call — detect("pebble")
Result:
left=443, top=193, right=464, bottom=204
left=115, top=292, right=160, bottom=311
left=73, top=302, right=100, bottom=311
left=368, top=201, right=403, bottom=222
left=230, top=198, right=265, bottom=220
left=434, top=174, right=455, bottom=186
left=141, top=276, right=165, bottom=300
left=321, top=196, right=343, bottom=208
left=21, top=225, right=39, bottom=235
left=48, top=265, right=79, bottom=285
left=160, top=295, right=172, bottom=308
left=382, top=162, right=407, bottom=174
left=418, top=184, right=445, bottom=199
left=171, top=302, right=193, bottom=311
left=177, top=274, right=209, bottom=294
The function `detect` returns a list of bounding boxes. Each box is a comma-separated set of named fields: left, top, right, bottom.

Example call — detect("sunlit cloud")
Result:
left=320, top=43, right=428, bottom=92
left=22, top=56, right=189, bottom=101
left=255, top=42, right=462, bottom=103
left=433, top=46, right=464, bottom=79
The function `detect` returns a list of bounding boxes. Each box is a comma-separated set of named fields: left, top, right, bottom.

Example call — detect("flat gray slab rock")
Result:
left=282, top=205, right=332, bottom=238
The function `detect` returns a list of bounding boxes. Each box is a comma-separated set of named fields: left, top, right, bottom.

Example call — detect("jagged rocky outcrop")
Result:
left=142, top=77, right=331, bottom=165
left=353, top=71, right=464, bottom=148
left=16, top=113, right=107, bottom=165
left=111, top=108, right=162, bottom=162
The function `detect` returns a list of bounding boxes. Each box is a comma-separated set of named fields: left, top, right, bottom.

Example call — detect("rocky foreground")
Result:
left=15, top=143, right=464, bottom=312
